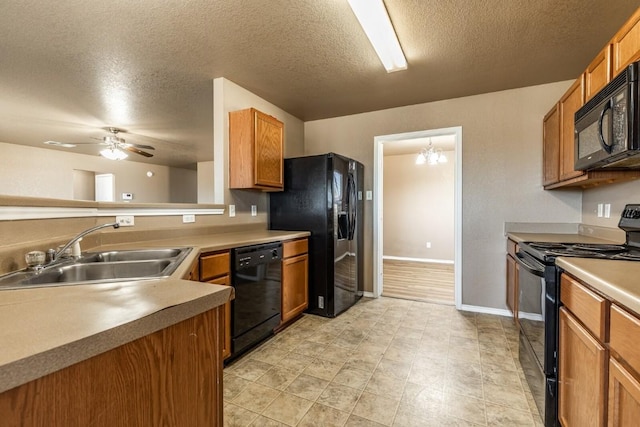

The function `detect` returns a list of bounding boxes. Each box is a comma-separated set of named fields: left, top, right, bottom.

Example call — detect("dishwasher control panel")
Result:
left=233, top=243, right=282, bottom=269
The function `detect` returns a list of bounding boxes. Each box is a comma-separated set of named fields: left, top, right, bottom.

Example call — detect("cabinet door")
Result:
left=282, top=254, right=308, bottom=323
left=506, top=254, right=518, bottom=323
left=585, top=46, right=612, bottom=102
left=559, top=77, right=586, bottom=182
left=558, top=307, right=608, bottom=427
left=608, top=357, right=640, bottom=427
left=208, top=275, right=231, bottom=360
left=543, top=104, right=560, bottom=186
left=612, top=8, right=640, bottom=77
left=254, top=110, right=284, bottom=188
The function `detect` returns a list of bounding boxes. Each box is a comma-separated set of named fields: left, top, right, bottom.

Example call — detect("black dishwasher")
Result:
left=231, top=242, right=282, bottom=358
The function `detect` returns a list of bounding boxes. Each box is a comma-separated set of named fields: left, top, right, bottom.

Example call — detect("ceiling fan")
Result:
left=44, top=127, right=155, bottom=160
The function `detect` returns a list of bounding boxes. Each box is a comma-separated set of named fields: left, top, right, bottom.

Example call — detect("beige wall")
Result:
left=0, top=142, right=196, bottom=203
left=383, top=152, right=455, bottom=260
left=582, top=179, right=640, bottom=229
left=304, top=81, right=583, bottom=309
left=213, top=78, right=305, bottom=214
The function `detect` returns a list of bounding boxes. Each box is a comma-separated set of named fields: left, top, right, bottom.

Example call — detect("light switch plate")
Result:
left=604, top=204, right=611, bottom=218
left=597, top=204, right=603, bottom=218
left=229, top=205, right=236, bottom=217
left=251, top=205, right=257, bottom=216
left=182, top=214, right=195, bottom=223
left=366, top=190, right=373, bottom=200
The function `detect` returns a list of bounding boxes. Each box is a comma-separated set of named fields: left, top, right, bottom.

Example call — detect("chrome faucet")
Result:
left=49, top=222, right=120, bottom=263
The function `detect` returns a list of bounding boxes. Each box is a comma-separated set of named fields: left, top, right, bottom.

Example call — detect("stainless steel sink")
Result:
left=0, top=247, right=192, bottom=290
left=77, top=248, right=186, bottom=263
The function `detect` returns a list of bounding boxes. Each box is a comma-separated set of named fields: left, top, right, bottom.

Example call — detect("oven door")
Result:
left=516, top=252, right=546, bottom=369
left=515, top=251, right=551, bottom=423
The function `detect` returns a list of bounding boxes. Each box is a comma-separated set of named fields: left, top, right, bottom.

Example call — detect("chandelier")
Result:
left=416, top=140, right=447, bottom=165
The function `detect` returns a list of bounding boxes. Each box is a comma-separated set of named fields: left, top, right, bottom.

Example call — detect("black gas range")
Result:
left=516, top=204, right=640, bottom=427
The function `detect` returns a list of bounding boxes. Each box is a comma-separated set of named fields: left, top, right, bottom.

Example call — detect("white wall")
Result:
left=304, top=81, right=583, bottom=309
left=383, top=152, right=455, bottom=261
left=0, top=142, right=196, bottom=203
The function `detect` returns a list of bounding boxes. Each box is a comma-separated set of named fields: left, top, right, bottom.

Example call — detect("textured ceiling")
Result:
left=0, top=1, right=638, bottom=167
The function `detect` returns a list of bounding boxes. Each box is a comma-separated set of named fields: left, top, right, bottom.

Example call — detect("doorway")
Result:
left=373, top=127, right=462, bottom=309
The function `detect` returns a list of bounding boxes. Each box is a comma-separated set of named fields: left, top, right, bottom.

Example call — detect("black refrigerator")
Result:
left=269, top=153, right=364, bottom=317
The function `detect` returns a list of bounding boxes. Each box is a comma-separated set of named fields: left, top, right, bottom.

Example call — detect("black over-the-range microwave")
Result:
left=574, top=60, right=640, bottom=170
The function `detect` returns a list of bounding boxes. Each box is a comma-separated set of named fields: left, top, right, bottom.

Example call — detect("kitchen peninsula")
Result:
left=0, top=228, right=309, bottom=426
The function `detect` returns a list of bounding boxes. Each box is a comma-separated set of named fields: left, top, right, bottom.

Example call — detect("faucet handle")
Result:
left=25, top=251, right=46, bottom=269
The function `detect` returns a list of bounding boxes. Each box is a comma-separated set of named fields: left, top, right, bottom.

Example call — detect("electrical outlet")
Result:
left=182, top=214, right=195, bottom=223
left=366, top=190, right=373, bottom=200
left=116, top=215, right=135, bottom=227
left=121, top=192, right=133, bottom=201
left=604, top=204, right=611, bottom=218
left=251, top=205, right=257, bottom=216
left=426, top=242, right=431, bottom=248
left=229, top=205, right=236, bottom=217
left=597, top=203, right=604, bottom=218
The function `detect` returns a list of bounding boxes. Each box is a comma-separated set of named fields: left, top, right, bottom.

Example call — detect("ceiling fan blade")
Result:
left=123, top=146, right=154, bottom=157
left=126, top=143, right=155, bottom=150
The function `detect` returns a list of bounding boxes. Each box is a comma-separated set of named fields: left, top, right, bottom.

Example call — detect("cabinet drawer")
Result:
left=200, top=251, right=230, bottom=281
left=560, top=274, right=608, bottom=341
left=610, top=304, right=640, bottom=374
left=283, top=239, right=308, bottom=258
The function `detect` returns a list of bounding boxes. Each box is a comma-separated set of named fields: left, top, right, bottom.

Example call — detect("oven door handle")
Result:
left=515, top=252, right=545, bottom=277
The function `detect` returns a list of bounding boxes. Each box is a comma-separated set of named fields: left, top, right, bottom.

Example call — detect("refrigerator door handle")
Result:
left=346, top=173, right=356, bottom=241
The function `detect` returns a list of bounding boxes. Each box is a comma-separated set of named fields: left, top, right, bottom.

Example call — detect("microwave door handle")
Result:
left=598, top=99, right=614, bottom=154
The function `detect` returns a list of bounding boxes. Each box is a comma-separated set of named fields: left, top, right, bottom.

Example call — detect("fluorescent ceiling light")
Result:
left=347, top=0, right=407, bottom=72
left=100, top=147, right=128, bottom=160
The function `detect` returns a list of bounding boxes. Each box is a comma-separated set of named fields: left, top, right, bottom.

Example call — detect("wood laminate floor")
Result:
left=382, top=259, right=454, bottom=305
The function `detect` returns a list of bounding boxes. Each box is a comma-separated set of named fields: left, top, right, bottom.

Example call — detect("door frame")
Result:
left=373, top=126, right=463, bottom=309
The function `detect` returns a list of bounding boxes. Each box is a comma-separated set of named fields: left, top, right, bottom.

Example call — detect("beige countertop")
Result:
left=507, top=232, right=622, bottom=245
left=0, top=229, right=309, bottom=394
left=556, top=257, right=640, bottom=315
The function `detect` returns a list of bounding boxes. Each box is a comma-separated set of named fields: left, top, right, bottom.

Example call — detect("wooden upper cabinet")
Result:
left=612, top=7, right=640, bottom=77
left=543, top=104, right=560, bottom=186
left=559, top=76, right=585, bottom=182
left=229, top=108, right=284, bottom=191
left=585, top=45, right=612, bottom=101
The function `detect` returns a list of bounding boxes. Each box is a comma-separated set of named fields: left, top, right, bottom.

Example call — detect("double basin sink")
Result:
left=0, top=248, right=192, bottom=290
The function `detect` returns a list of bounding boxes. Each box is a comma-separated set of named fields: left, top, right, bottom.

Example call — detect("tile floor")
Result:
left=223, top=297, right=543, bottom=426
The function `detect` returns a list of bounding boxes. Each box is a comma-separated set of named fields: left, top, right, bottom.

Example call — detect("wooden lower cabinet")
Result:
left=281, top=239, right=309, bottom=324
left=199, top=250, right=232, bottom=360
left=558, top=306, right=608, bottom=427
left=209, top=274, right=232, bottom=359
left=0, top=308, right=223, bottom=426
left=608, top=357, right=640, bottom=426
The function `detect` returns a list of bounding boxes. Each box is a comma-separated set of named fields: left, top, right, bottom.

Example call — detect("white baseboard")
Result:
left=459, top=304, right=512, bottom=318
left=363, top=291, right=376, bottom=298
left=382, top=255, right=454, bottom=264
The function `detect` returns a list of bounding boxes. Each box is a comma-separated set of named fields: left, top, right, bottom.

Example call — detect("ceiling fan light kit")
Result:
left=100, top=147, right=128, bottom=160
left=41, top=127, right=155, bottom=160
